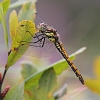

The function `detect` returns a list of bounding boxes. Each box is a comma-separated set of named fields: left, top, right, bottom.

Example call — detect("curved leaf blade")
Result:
left=0, top=4, right=8, bottom=49
left=24, top=56, right=74, bottom=89
left=85, top=79, right=100, bottom=95
left=1, top=0, right=10, bottom=15
left=6, top=20, right=36, bottom=69
left=94, top=57, right=100, bottom=78
left=9, top=10, right=18, bottom=41
left=4, top=82, right=24, bottom=100
left=18, top=2, right=36, bottom=22
left=21, top=61, right=38, bottom=79
left=0, top=0, right=10, bottom=48
left=9, top=0, right=37, bottom=8
left=21, top=62, right=38, bottom=100
left=35, top=68, right=56, bottom=100
left=24, top=68, right=57, bottom=100
left=24, top=47, right=86, bottom=89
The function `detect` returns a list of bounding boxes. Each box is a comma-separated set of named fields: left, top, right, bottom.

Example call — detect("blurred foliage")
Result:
left=0, top=0, right=10, bottom=49
left=34, top=68, right=56, bottom=100
left=93, top=57, right=100, bottom=78
left=0, top=0, right=100, bottom=100
left=85, top=56, right=100, bottom=95
left=18, top=2, right=36, bottom=22
left=5, top=49, right=85, bottom=100
left=85, top=79, right=100, bottom=95
left=21, top=61, right=38, bottom=79
left=4, top=82, right=24, bottom=100
left=9, top=0, right=37, bottom=8
left=1, top=0, right=10, bottom=15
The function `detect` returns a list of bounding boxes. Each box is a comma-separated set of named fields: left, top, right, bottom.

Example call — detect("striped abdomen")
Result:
left=55, top=41, right=84, bottom=84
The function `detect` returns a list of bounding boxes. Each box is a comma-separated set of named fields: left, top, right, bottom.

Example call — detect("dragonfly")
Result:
left=22, top=14, right=84, bottom=84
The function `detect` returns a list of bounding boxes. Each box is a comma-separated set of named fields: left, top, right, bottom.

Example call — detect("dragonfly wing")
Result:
left=24, top=32, right=56, bottom=57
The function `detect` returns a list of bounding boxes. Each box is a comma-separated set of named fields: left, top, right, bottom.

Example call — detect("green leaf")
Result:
left=22, top=47, right=86, bottom=99
left=0, top=0, right=10, bottom=49
left=18, top=2, right=36, bottom=22
left=6, top=20, right=36, bottom=69
left=24, top=68, right=56, bottom=100
left=0, top=4, right=8, bottom=49
left=9, top=0, right=37, bottom=8
left=9, top=10, right=18, bottom=41
left=24, top=56, right=74, bottom=89
left=4, top=82, right=24, bottom=100
left=85, top=79, right=100, bottom=95
left=35, top=68, right=56, bottom=100
left=1, top=0, right=10, bottom=15
left=24, top=47, right=86, bottom=89
left=21, top=61, right=38, bottom=79
left=21, top=61, right=38, bottom=100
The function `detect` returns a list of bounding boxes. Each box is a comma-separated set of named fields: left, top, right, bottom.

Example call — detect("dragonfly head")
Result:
left=37, top=22, right=47, bottom=33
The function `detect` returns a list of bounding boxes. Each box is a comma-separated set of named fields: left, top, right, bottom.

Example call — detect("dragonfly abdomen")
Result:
left=55, top=41, right=84, bottom=84
left=66, top=57, right=84, bottom=84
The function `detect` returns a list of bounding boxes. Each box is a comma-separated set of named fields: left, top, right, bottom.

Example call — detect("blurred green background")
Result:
left=0, top=0, right=100, bottom=100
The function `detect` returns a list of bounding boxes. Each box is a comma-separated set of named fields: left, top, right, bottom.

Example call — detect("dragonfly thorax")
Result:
left=37, top=22, right=60, bottom=43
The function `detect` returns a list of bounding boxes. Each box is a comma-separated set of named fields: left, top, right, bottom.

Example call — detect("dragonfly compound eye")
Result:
left=37, top=22, right=47, bottom=32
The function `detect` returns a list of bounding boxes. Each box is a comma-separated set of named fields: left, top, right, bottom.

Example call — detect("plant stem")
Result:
left=1, top=69, right=7, bottom=88
left=0, top=93, right=2, bottom=100
left=0, top=68, right=7, bottom=100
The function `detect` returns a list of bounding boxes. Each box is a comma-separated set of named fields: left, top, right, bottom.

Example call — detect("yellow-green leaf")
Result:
left=6, top=20, right=36, bottom=69
left=9, top=10, right=18, bottom=41
left=1, top=0, right=10, bottom=15
left=93, top=57, right=100, bottom=78
left=9, top=0, right=37, bottom=8
left=0, top=4, right=8, bottom=49
left=18, top=2, right=36, bottom=22
left=85, top=79, right=100, bottom=95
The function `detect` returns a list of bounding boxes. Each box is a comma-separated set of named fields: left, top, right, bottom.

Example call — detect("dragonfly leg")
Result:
left=19, top=37, right=43, bottom=44
left=33, top=36, right=44, bottom=43
left=41, top=37, right=45, bottom=47
left=34, top=33, right=45, bottom=38
left=19, top=36, right=46, bottom=47
left=30, top=37, right=45, bottom=47
left=26, top=30, right=46, bottom=43
left=26, top=30, right=45, bottom=38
